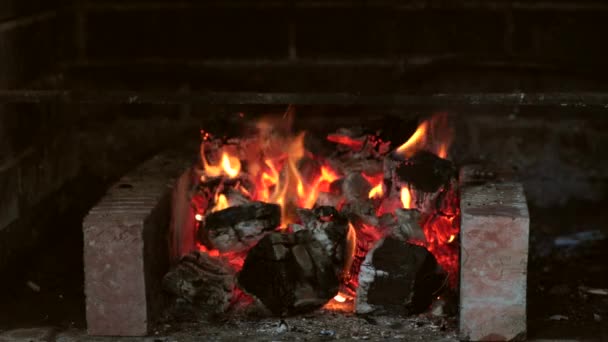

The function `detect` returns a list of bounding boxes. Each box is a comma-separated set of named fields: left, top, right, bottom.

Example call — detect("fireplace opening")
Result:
left=167, top=111, right=460, bottom=319
left=1, top=1, right=608, bottom=341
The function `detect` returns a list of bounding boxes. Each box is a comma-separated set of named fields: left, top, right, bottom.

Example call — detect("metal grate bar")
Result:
left=2, top=90, right=608, bottom=107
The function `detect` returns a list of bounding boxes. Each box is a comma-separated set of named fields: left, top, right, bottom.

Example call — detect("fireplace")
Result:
left=82, top=110, right=528, bottom=340
left=1, top=1, right=607, bottom=341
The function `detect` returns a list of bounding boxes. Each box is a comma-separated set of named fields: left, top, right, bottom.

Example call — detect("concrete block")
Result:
left=459, top=166, right=529, bottom=341
left=83, top=152, right=189, bottom=336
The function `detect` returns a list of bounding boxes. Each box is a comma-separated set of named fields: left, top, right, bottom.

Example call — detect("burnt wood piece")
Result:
left=162, top=251, right=236, bottom=315
left=295, top=206, right=352, bottom=276
left=383, top=150, right=458, bottom=215
left=238, top=207, right=349, bottom=316
left=395, top=151, right=457, bottom=193
left=198, top=202, right=280, bottom=253
left=390, top=208, right=426, bottom=242
left=344, top=208, right=423, bottom=291
left=356, top=238, right=446, bottom=315
left=342, top=172, right=372, bottom=203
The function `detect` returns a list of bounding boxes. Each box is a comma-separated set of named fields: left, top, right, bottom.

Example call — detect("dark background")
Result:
left=0, top=0, right=607, bottom=339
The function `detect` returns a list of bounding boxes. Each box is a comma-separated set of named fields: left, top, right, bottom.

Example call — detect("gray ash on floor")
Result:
left=155, top=308, right=457, bottom=342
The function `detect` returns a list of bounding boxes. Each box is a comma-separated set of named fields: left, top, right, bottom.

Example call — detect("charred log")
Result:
left=356, top=237, right=446, bottom=315
left=238, top=207, right=350, bottom=316
left=389, top=208, right=426, bottom=242
left=163, top=251, right=236, bottom=315
left=394, top=150, right=457, bottom=193
left=341, top=172, right=372, bottom=203
left=198, top=202, right=281, bottom=253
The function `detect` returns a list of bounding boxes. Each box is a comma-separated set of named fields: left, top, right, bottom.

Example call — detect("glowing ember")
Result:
left=194, top=213, right=203, bottom=221
left=437, top=143, right=449, bottom=159
left=327, top=133, right=364, bottom=150
left=448, top=234, right=456, bottom=243
left=343, top=223, right=357, bottom=279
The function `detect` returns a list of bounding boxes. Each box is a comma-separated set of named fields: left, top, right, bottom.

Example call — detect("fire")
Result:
left=400, top=187, right=412, bottom=208
left=249, top=129, right=339, bottom=227
left=362, top=173, right=384, bottom=199
left=192, top=110, right=460, bottom=312
left=211, top=193, right=229, bottom=213
left=221, top=154, right=241, bottom=178
left=333, top=294, right=346, bottom=302
left=395, top=113, right=453, bottom=160
left=368, top=183, right=383, bottom=199
left=327, top=133, right=364, bottom=150
left=396, top=121, right=428, bottom=157
left=201, top=145, right=241, bottom=179
left=437, top=143, right=449, bottom=159
left=301, top=166, right=339, bottom=209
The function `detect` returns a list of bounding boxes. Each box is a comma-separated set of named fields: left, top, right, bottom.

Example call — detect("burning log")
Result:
left=237, top=207, right=350, bottom=316
left=198, top=202, right=281, bottom=253
left=389, top=208, right=426, bottom=242
left=384, top=150, right=458, bottom=214
left=163, top=251, right=236, bottom=315
left=341, top=172, right=372, bottom=203
left=394, top=150, right=457, bottom=193
left=355, top=237, right=447, bottom=315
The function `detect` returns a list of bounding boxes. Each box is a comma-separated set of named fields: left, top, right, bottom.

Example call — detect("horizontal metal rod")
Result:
left=84, top=0, right=608, bottom=11
left=2, top=90, right=608, bottom=107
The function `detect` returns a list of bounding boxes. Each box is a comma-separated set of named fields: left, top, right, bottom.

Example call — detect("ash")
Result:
left=156, top=308, right=457, bottom=342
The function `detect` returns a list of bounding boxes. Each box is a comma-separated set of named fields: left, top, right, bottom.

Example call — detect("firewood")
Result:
left=395, top=150, right=457, bottom=193
left=237, top=207, right=350, bottom=316
left=383, top=150, right=458, bottom=214
left=355, top=237, right=446, bottom=315
left=389, top=208, right=426, bottom=242
left=162, top=251, right=236, bottom=314
left=198, top=202, right=281, bottom=253
left=341, top=172, right=372, bottom=203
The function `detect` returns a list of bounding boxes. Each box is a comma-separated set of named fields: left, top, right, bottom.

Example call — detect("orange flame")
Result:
left=362, top=172, right=384, bottom=199
left=301, top=165, right=339, bottom=209
left=396, top=121, right=428, bottom=157
left=201, top=145, right=241, bottom=179
left=368, top=183, right=384, bottom=199
left=395, top=113, right=453, bottom=160
left=437, top=144, right=449, bottom=159
left=211, top=193, right=229, bottom=213
left=400, top=187, right=412, bottom=209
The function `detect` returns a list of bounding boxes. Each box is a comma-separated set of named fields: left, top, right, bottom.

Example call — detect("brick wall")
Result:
left=0, top=0, right=77, bottom=270
left=76, top=0, right=608, bottom=63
